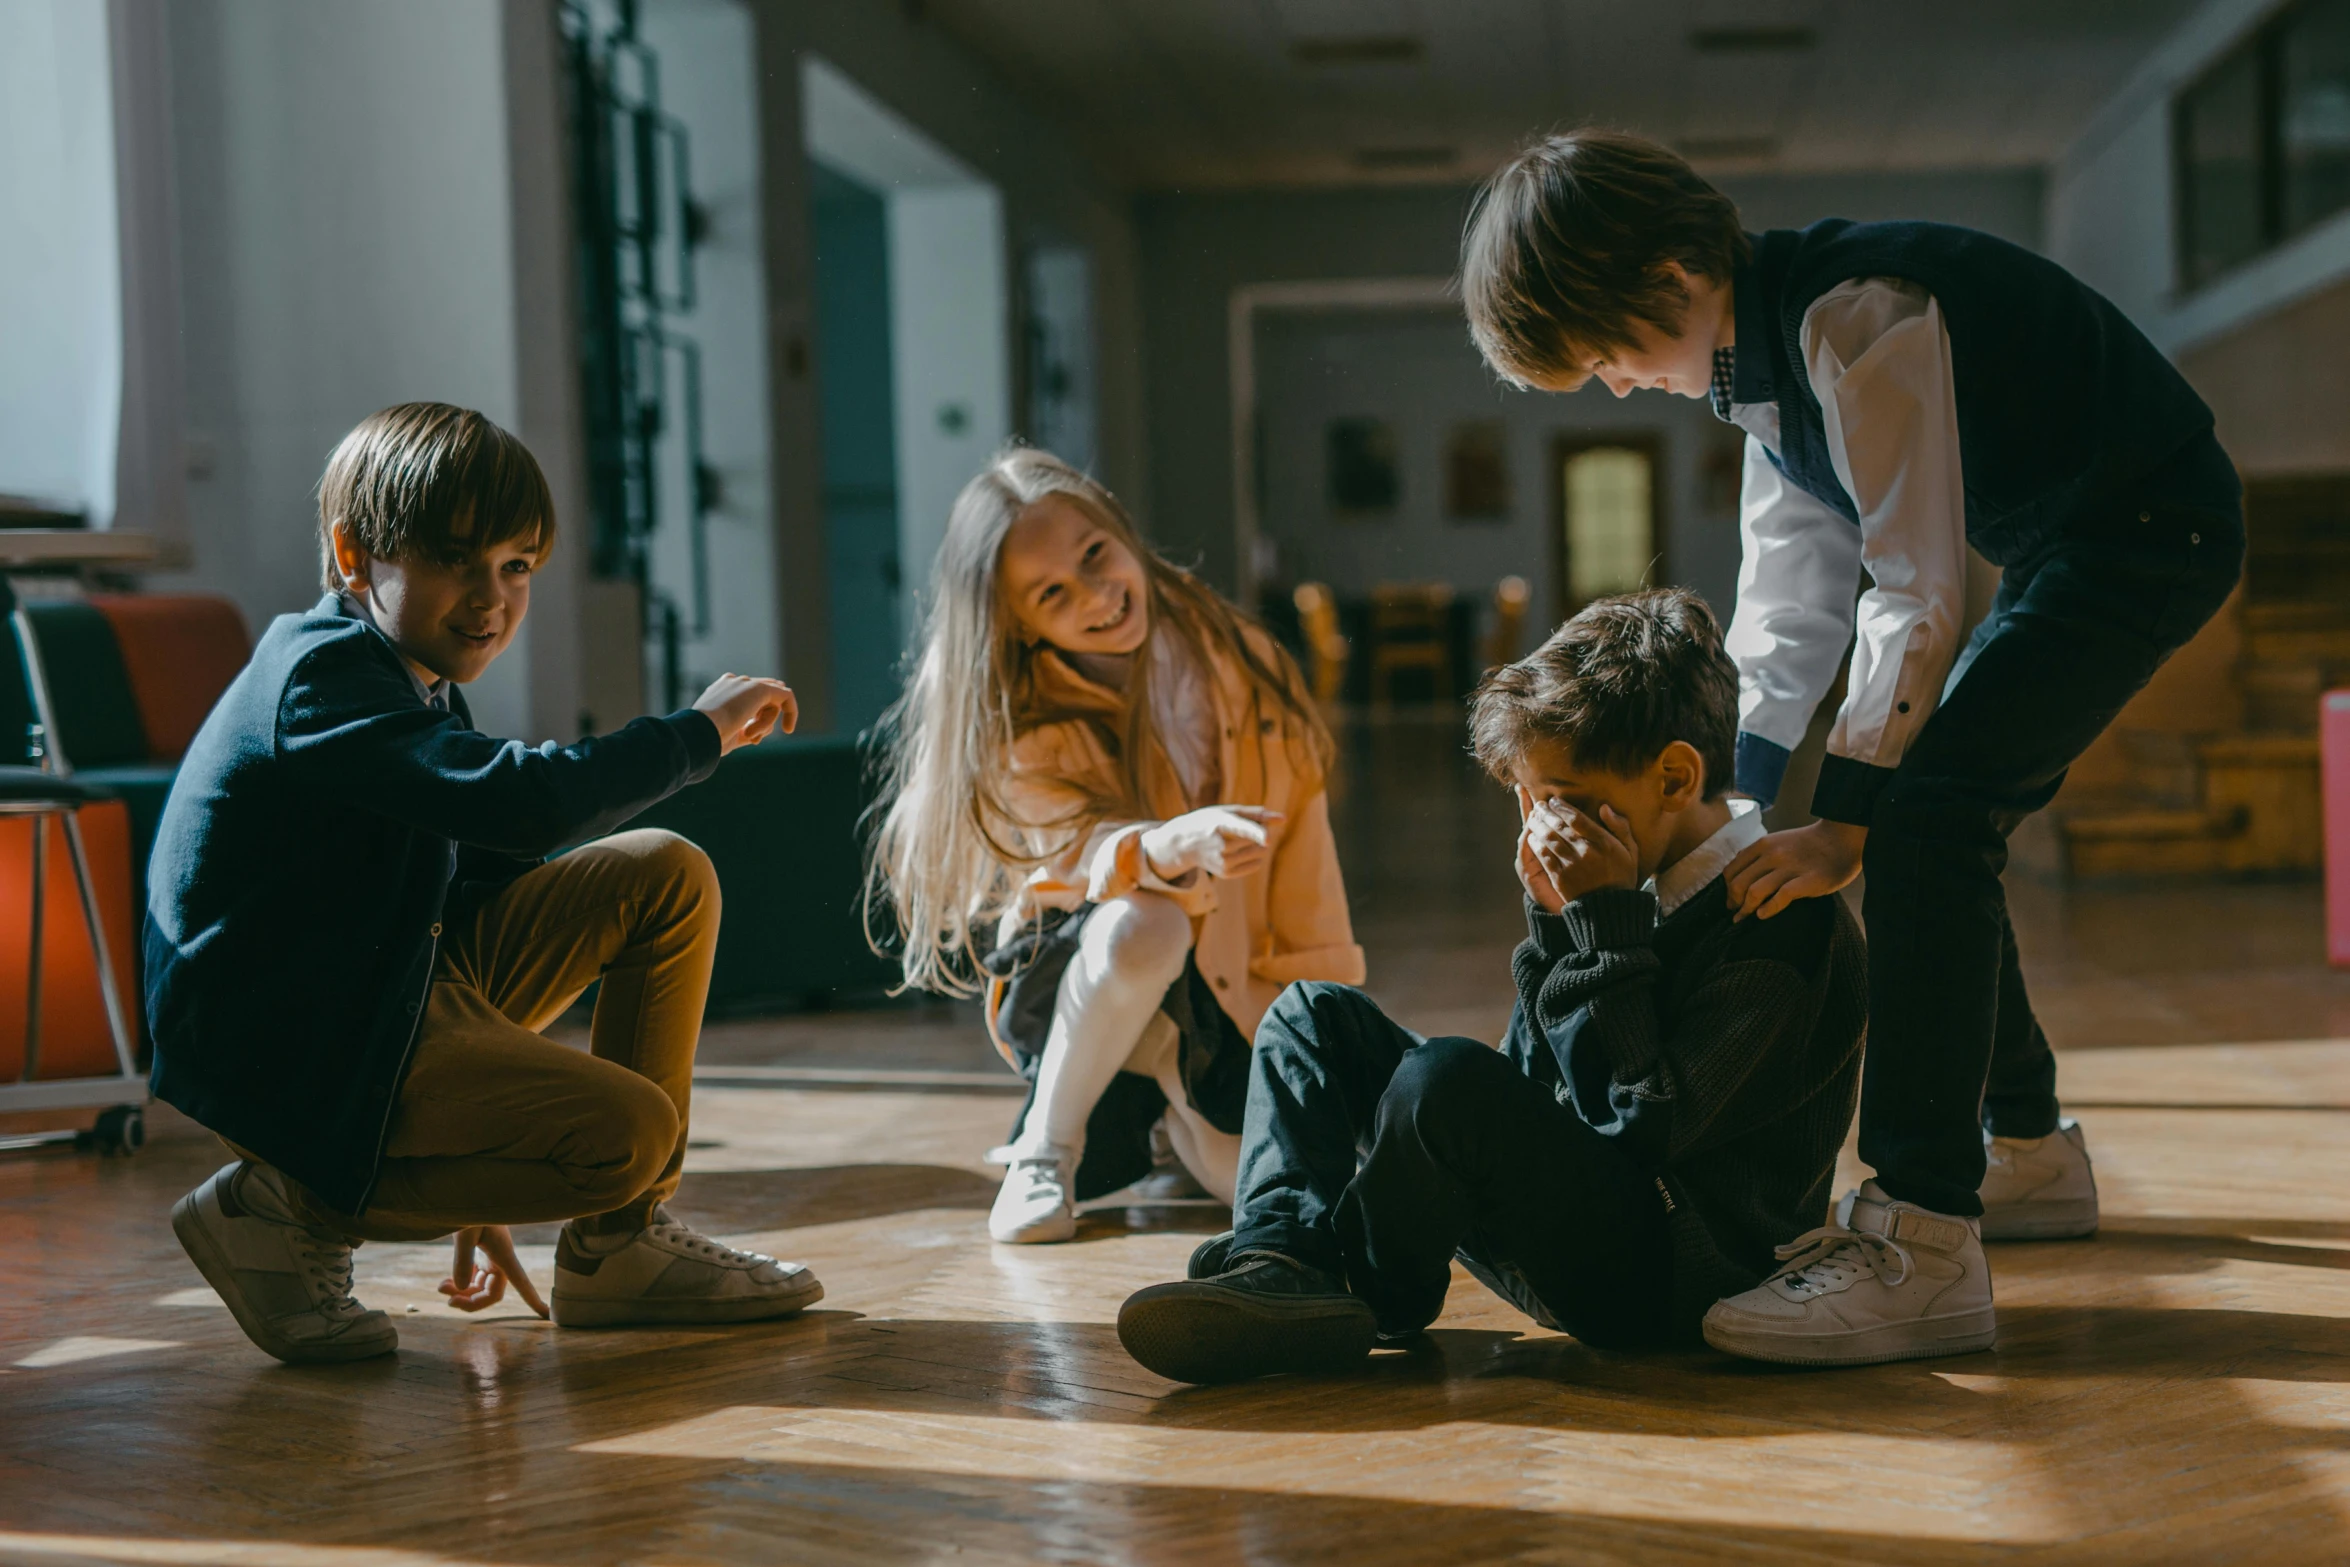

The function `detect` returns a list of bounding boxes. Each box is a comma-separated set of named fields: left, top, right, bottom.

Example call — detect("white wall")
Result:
left=2048, top=0, right=2350, bottom=356
left=888, top=185, right=1010, bottom=633
left=0, top=0, right=122, bottom=521
left=641, top=0, right=781, bottom=689
left=163, top=0, right=534, bottom=738
left=1255, top=310, right=1739, bottom=634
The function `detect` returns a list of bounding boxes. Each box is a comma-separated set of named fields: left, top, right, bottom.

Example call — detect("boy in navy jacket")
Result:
left=150, top=402, right=821, bottom=1363
left=1459, top=130, right=2241, bottom=1365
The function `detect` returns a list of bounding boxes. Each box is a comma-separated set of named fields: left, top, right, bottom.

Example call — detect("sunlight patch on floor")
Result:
left=14, top=1335, right=185, bottom=1369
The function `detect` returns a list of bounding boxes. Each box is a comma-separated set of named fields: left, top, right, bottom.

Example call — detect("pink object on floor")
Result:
left=2327, top=689, right=2350, bottom=967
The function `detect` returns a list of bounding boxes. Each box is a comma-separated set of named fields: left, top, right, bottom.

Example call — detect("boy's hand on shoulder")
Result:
left=1519, top=790, right=1639, bottom=906
left=1724, top=819, right=1866, bottom=922
left=693, top=673, right=798, bottom=755
left=440, top=1224, right=548, bottom=1319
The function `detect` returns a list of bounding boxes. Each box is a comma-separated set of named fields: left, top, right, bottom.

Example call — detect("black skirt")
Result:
left=982, top=903, right=1251, bottom=1201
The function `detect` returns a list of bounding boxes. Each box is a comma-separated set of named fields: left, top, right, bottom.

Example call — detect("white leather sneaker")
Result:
left=1981, top=1118, right=2099, bottom=1240
left=989, top=1146, right=1078, bottom=1243
left=170, top=1162, right=398, bottom=1364
left=1703, top=1181, right=1996, bottom=1367
left=550, top=1207, right=823, bottom=1327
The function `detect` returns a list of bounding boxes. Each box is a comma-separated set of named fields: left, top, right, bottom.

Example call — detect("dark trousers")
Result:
left=1230, top=982, right=1675, bottom=1348
left=1863, top=437, right=2245, bottom=1216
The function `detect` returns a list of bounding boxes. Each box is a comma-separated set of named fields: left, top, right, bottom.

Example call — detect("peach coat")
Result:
left=988, top=628, right=1365, bottom=1052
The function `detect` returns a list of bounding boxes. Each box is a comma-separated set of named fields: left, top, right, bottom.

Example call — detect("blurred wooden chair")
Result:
left=1483, top=575, right=1531, bottom=671
left=1367, top=582, right=1455, bottom=707
left=1292, top=581, right=1349, bottom=705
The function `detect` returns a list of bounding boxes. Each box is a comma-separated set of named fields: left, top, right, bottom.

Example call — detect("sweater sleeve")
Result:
left=1514, top=889, right=1824, bottom=1164
left=275, top=631, right=721, bottom=858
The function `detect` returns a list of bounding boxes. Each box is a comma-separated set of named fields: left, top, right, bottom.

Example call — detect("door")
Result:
left=1553, top=435, right=1663, bottom=615
left=809, top=158, right=902, bottom=734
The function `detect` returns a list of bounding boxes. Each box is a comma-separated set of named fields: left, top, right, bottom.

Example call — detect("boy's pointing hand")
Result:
left=694, top=673, right=799, bottom=754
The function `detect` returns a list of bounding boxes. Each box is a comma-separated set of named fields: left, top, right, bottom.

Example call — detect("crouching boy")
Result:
left=149, top=402, right=822, bottom=1364
left=1116, top=590, right=1866, bottom=1383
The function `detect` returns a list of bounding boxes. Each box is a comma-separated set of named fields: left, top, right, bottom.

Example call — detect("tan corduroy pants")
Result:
left=290, top=828, right=719, bottom=1244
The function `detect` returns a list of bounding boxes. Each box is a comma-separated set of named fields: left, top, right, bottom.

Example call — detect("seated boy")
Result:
left=1116, top=589, right=1866, bottom=1383
left=150, top=401, right=822, bottom=1364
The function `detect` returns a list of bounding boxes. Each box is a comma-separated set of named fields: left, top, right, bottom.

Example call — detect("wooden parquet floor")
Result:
left=7, top=719, right=2350, bottom=1565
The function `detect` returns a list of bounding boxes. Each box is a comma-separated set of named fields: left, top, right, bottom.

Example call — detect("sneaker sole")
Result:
left=550, top=1273, right=825, bottom=1328
left=169, top=1191, right=398, bottom=1365
left=1980, top=1198, right=2099, bottom=1241
left=1702, top=1304, right=1997, bottom=1368
left=990, top=1213, right=1078, bottom=1244
left=1117, top=1280, right=1377, bottom=1384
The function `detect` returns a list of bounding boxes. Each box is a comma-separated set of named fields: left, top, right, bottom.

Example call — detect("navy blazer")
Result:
left=144, top=594, right=722, bottom=1214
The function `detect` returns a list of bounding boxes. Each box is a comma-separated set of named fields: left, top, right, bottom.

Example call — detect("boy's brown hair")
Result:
left=317, top=402, right=555, bottom=592
left=1469, top=588, right=1738, bottom=798
left=1460, top=129, right=1749, bottom=391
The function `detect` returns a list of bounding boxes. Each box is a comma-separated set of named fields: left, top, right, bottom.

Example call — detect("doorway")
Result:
left=1553, top=435, right=1663, bottom=613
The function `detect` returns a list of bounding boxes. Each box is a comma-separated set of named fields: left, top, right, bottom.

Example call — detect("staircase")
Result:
left=2055, top=479, right=2346, bottom=879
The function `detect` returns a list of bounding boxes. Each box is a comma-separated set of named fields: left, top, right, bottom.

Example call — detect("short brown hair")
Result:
left=1469, top=588, right=1737, bottom=797
left=317, top=402, right=555, bottom=592
left=1460, top=129, right=1749, bottom=390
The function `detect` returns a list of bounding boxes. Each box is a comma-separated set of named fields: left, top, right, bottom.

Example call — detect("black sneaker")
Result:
left=1186, top=1230, right=1236, bottom=1279
left=1118, top=1251, right=1377, bottom=1384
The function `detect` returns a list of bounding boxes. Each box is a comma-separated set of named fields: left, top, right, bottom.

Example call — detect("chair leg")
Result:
left=24, top=812, right=44, bottom=1082
left=60, top=810, right=139, bottom=1081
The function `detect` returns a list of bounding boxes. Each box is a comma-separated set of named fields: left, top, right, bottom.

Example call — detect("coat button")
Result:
left=2139, top=511, right=2151, bottom=523
left=429, top=923, right=442, bottom=938
left=2190, top=532, right=2201, bottom=545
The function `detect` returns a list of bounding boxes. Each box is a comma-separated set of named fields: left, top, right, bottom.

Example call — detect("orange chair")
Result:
left=1483, top=575, right=1531, bottom=671
left=1292, top=582, right=1350, bottom=705
left=1367, top=582, right=1455, bottom=707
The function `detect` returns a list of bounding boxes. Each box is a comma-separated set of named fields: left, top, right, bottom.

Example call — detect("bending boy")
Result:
left=1460, top=131, right=2240, bottom=1364
left=1117, top=591, right=1866, bottom=1383
left=149, top=402, right=822, bottom=1364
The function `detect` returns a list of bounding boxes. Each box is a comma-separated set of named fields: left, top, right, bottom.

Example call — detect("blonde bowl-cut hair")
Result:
left=864, top=447, right=1332, bottom=998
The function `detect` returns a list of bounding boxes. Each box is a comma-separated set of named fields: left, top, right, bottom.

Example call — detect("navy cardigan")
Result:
left=144, top=594, right=721, bottom=1214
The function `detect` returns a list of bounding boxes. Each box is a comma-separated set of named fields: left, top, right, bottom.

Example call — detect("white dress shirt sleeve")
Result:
left=1723, top=434, right=1863, bottom=805
left=1801, top=278, right=1971, bottom=824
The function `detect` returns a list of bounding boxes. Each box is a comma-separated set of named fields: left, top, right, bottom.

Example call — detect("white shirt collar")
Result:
left=1648, top=798, right=1765, bottom=918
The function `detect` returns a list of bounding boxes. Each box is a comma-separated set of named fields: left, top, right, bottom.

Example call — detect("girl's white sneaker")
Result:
left=1980, top=1118, right=2099, bottom=1240
left=990, top=1147, right=1078, bottom=1243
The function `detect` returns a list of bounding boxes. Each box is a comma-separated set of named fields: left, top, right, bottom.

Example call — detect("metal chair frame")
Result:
left=0, top=565, right=148, bottom=1154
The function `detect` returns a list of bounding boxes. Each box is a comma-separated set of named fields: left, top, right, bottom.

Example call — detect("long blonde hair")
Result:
left=865, top=448, right=1331, bottom=997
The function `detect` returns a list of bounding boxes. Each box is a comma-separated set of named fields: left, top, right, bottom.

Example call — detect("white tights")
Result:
left=1009, top=891, right=1243, bottom=1203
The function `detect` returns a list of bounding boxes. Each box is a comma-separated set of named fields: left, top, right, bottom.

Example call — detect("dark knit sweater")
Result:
left=1500, top=877, right=1867, bottom=1327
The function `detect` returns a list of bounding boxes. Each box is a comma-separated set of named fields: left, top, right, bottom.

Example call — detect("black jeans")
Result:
left=1861, top=436, right=2245, bottom=1216
left=1230, top=982, right=1676, bottom=1348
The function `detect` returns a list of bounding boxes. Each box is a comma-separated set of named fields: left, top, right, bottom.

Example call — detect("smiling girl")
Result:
left=868, top=449, right=1364, bottom=1243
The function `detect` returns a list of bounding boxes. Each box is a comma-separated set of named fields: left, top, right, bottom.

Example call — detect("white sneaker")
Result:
left=170, top=1162, right=398, bottom=1364
left=1981, top=1118, right=2099, bottom=1240
left=989, top=1146, right=1077, bottom=1243
left=1703, top=1180, right=1996, bottom=1367
left=550, top=1206, right=823, bottom=1327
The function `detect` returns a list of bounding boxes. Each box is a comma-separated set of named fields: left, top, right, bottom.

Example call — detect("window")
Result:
left=2176, top=0, right=2350, bottom=291
left=1555, top=438, right=1659, bottom=609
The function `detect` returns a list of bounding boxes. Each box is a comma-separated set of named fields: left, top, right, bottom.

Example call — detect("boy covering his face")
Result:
left=1116, top=590, right=1867, bottom=1384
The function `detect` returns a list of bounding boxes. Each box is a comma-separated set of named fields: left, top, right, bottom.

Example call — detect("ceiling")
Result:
left=922, top=0, right=2203, bottom=190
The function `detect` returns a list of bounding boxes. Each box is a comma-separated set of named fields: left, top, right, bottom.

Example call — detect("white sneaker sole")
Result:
left=990, top=1210, right=1078, bottom=1244
left=551, top=1271, right=825, bottom=1328
left=170, top=1189, right=398, bottom=1365
left=1980, top=1197, right=2098, bottom=1241
left=1703, top=1303, right=1997, bottom=1367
